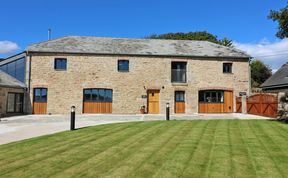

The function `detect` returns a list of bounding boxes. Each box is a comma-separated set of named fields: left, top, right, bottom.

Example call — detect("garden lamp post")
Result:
left=166, top=102, right=170, bottom=121
left=70, top=106, right=76, bottom=131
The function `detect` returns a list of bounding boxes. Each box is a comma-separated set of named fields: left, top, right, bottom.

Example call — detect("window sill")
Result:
left=223, top=72, right=233, bottom=74
left=54, top=69, right=67, bottom=71
left=172, top=82, right=188, bottom=86
left=118, top=70, right=129, bottom=73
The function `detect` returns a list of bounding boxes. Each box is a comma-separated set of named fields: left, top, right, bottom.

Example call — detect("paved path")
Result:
left=0, top=113, right=271, bottom=145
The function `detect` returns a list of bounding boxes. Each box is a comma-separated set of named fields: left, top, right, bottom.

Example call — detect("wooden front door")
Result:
left=148, top=90, right=160, bottom=114
left=175, top=91, right=185, bottom=113
left=224, top=91, right=233, bottom=112
left=33, top=88, right=48, bottom=114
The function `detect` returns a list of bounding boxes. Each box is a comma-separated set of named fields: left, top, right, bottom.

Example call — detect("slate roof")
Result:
left=27, top=36, right=250, bottom=59
left=0, top=70, right=26, bottom=88
left=261, top=64, right=288, bottom=89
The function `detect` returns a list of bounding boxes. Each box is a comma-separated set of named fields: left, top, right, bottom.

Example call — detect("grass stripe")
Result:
left=104, top=121, right=203, bottom=178
left=12, top=121, right=165, bottom=177
left=204, top=120, right=231, bottom=177
left=230, top=120, right=256, bottom=177
left=251, top=121, right=288, bottom=176
left=0, top=120, right=287, bottom=177
left=0, top=122, right=137, bottom=170
left=0, top=122, right=148, bottom=177
left=149, top=120, right=210, bottom=178
left=180, top=120, right=220, bottom=177
left=0, top=122, right=132, bottom=159
left=66, top=121, right=190, bottom=177
left=239, top=121, right=282, bottom=178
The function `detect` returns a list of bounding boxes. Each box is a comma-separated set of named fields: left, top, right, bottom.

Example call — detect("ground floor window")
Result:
left=7, top=93, right=23, bottom=113
left=83, top=88, right=113, bottom=113
left=199, top=90, right=224, bottom=103
left=175, top=91, right=185, bottom=102
left=83, top=89, right=112, bottom=102
left=34, top=88, right=48, bottom=102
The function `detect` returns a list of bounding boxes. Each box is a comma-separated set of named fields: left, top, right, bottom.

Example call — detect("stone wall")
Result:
left=27, top=53, right=249, bottom=114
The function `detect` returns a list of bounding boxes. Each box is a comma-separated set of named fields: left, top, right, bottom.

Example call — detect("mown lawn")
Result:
left=0, top=120, right=287, bottom=178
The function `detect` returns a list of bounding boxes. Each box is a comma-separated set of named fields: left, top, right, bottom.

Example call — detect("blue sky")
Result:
left=0, top=0, right=287, bottom=70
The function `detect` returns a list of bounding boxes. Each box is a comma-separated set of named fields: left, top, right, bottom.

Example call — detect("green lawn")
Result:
left=0, top=120, right=288, bottom=178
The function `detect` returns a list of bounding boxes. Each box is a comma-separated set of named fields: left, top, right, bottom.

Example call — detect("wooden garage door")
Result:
left=83, top=89, right=113, bottom=114
left=148, top=90, right=160, bottom=114
left=198, top=90, right=233, bottom=113
left=33, top=88, right=47, bottom=114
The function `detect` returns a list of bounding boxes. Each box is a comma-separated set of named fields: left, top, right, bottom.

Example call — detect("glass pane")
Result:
left=41, top=89, right=47, bottom=102
left=106, top=90, right=112, bottom=102
left=7, top=62, right=16, bottom=77
left=118, top=60, right=129, bottom=71
left=199, top=91, right=204, bottom=102
left=60, top=59, right=67, bottom=69
left=15, top=58, right=25, bottom=82
left=175, top=91, right=185, bottom=102
left=92, top=89, right=99, bottom=101
left=7, top=93, right=15, bottom=112
left=99, top=89, right=105, bottom=102
left=57, top=60, right=61, bottom=68
left=220, top=91, right=224, bottom=102
left=205, top=92, right=212, bottom=102
left=84, top=89, right=92, bottom=101
left=15, top=94, right=23, bottom=112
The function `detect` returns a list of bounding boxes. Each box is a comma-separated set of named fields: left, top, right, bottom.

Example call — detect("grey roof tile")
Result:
left=0, top=70, right=26, bottom=88
left=261, top=64, right=288, bottom=88
left=27, top=36, right=250, bottom=59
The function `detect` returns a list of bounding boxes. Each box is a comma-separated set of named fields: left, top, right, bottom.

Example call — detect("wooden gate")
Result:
left=247, top=94, right=278, bottom=118
left=236, top=97, right=242, bottom=113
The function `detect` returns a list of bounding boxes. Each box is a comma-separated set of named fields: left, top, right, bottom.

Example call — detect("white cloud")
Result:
left=234, top=38, right=288, bottom=73
left=0, top=41, right=19, bottom=54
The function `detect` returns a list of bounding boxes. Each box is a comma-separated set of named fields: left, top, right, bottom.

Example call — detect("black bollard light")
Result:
left=166, top=102, right=170, bottom=121
left=70, top=106, right=76, bottom=130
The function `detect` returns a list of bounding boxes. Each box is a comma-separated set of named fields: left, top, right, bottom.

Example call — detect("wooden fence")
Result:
left=236, top=94, right=278, bottom=118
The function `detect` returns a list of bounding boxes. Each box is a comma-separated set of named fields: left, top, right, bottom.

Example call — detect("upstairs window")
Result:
left=118, top=60, right=129, bottom=72
left=223, top=63, right=232, bottom=73
left=54, top=58, right=67, bottom=70
left=171, top=62, right=187, bottom=83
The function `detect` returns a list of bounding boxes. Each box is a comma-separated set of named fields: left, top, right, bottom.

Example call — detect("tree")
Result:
left=219, top=37, right=233, bottom=47
left=146, top=31, right=233, bottom=47
left=250, top=60, right=272, bottom=87
left=268, top=4, right=288, bottom=39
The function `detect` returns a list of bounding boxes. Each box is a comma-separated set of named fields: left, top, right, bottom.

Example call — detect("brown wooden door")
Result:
left=83, top=102, right=112, bottom=113
left=224, top=91, right=233, bottom=112
left=33, top=103, right=47, bottom=114
left=148, top=90, right=160, bottom=114
left=175, top=91, right=185, bottom=113
left=33, top=88, right=48, bottom=114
